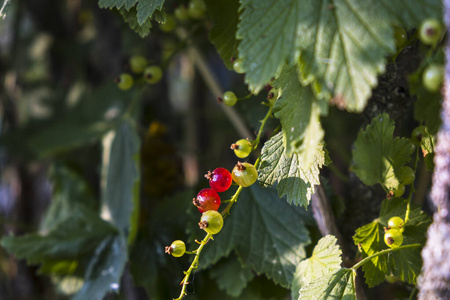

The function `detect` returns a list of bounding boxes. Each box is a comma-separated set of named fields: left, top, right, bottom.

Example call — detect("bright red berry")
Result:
left=205, top=168, right=232, bottom=193
left=193, top=188, right=221, bottom=213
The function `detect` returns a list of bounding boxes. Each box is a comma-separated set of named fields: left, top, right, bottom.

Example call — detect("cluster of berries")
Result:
left=165, top=140, right=258, bottom=257
left=115, top=55, right=163, bottom=91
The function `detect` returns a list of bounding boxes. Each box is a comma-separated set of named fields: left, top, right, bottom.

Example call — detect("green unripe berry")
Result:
left=267, top=88, right=279, bottom=106
left=394, top=26, right=407, bottom=49
left=165, top=240, right=186, bottom=257
left=222, top=91, right=237, bottom=106
left=393, top=184, right=405, bottom=198
left=411, top=126, right=426, bottom=146
left=129, top=55, right=148, bottom=74
left=419, top=18, right=443, bottom=46
left=231, top=162, right=258, bottom=187
left=233, top=58, right=244, bottom=74
left=384, top=229, right=404, bottom=248
left=199, top=210, right=223, bottom=235
left=115, top=73, right=134, bottom=90
left=388, top=216, right=404, bottom=230
left=422, top=64, right=444, bottom=93
left=159, top=15, right=176, bottom=32
left=174, top=5, right=189, bottom=21
left=188, top=0, right=206, bottom=19
left=231, top=139, right=252, bottom=158
left=144, top=66, right=163, bottom=84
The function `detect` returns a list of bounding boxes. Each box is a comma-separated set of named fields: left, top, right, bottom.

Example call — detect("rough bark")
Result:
left=418, top=2, right=450, bottom=298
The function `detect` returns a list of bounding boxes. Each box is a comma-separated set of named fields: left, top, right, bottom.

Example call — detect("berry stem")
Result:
left=175, top=232, right=213, bottom=300
left=252, top=106, right=273, bottom=151
left=405, top=143, right=420, bottom=224
left=351, top=243, right=421, bottom=271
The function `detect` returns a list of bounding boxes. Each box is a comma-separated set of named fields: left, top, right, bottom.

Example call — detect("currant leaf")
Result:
left=103, top=120, right=141, bottom=244
left=99, top=0, right=165, bottom=25
left=273, top=67, right=327, bottom=167
left=237, top=0, right=300, bottom=92
left=258, top=131, right=324, bottom=207
left=205, top=0, right=239, bottom=69
left=200, top=185, right=311, bottom=288
left=352, top=113, right=414, bottom=190
left=291, top=235, right=342, bottom=300
left=298, top=268, right=356, bottom=300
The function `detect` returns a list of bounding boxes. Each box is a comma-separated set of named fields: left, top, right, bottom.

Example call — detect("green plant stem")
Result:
left=174, top=232, right=213, bottom=300
left=409, top=287, right=418, bottom=300
left=221, top=185, right=243, bottom=217
left=405, top=145, right=421, bottom=223
left=252, top=106, right=273, bottom=151
left=351, top=244, right=421, bottom=271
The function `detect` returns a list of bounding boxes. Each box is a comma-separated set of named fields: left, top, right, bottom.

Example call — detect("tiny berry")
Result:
left=267, top=87, right=279, bottom=106
left=233, top=58, right=244, bottom=74
left=231, top=162, right=258, bottom=187
left=393, top=184, right=405, bottom=198
left=144, top=66, right=163, bottom=84
left=223, top=91, right=238, bottom=106
left=422, top=64, right=444, bottom=93
left=188, top=0, right=206, bottom=19
left=419, top=18, right=442, bottom=46
left=174, top=5, right=189, bottom=21
left=199, top=210, right=223, bottom=235
left=384, top=229, right=404, bottom=248
left=193, top=188, right=221, bottom=213
left=165, top=240, right=186, bottom=257
left=205, top=168, right=232, bottom=193
left=115, top=73, right=134, bottom=90
left=394, top=26, right=407, bottom=49
left=231, top=139, right=252, bottom=158
left=159, top=15, right=176, bottom=32
left=129, top=55, right=148, bottom=74
left=411, top=126, right=426, bottom=146
left=388, top=216, right=404, bottom=230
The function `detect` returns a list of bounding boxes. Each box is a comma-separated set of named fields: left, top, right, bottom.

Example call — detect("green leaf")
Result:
left=298, top=268, right=356, bottom=300
left=103, top=120, right=140, bottom=243
left=273, top=68, right=327, bottom=167
left=72, top=235, right=127, bottom=300
left=258, top=131, right=324, bottom=207
left=209, top=255, right=255, bottom=298
left=119, top=7, right=153, bottom=37
left=291, top=235, right=342, bottom=300
left=237, top=0, right=300, bottom=92
left=297, top=0, right=442, bottom=112
left=352, top=113, right=414, bottom=189
left=40, top=164, right=97, bottom=232
left=353, top=198, right=431, bottom=286
left=136, top=0, right=165, bottom=25
left=200, top=185, right=311, bottom=288
left=205, top=0, right=239, bottom=69
left=1, top=206, right=117, bottom=264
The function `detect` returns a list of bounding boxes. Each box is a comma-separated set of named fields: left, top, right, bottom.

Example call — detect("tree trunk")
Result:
left=418, top=1, right=450, bottom=298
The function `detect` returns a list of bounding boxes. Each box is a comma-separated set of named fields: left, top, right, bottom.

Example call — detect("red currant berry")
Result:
left=193, top=188, right=221, bottom=213
left=205, top=168, right=232, bottom=193
left=199, top=210, right=223, bottom=235
left=231, top=162, right=258, bottom=187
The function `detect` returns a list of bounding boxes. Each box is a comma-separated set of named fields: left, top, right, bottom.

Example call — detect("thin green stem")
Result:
left=174, top=232, right=212, bottom=300
left=221, top=185, right=244, bottom=217
left=409, top=286, right=418, bottom=300
left=252, top=106, right=273, bottom=151
left=351, top=244, right=421, bottom=271
left=405, top=145, right=420, bottom=223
